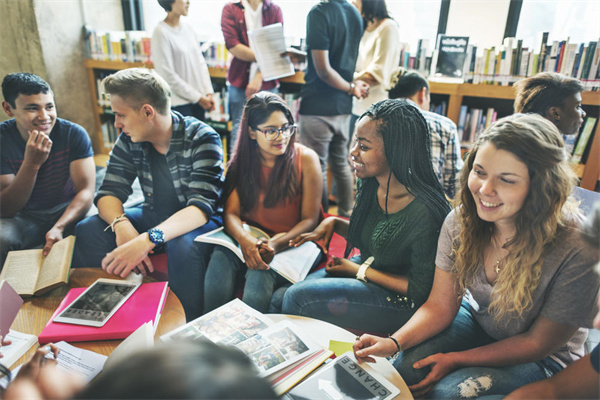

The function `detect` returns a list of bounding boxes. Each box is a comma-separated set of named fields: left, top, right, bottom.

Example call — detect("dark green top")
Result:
left=356, top=191, right=442, bottom=307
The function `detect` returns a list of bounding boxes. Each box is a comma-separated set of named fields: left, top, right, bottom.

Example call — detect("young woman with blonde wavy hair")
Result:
left=353, top=113, right=600, bottom=398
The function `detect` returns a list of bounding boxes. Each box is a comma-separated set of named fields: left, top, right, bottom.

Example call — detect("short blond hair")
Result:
left=102, top=68, right=171, bottom=115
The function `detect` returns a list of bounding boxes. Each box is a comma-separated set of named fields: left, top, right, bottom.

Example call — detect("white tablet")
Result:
left=53, top=279, right=141, bottom=327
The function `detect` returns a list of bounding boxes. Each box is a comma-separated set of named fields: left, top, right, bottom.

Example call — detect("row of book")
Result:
left=457, top=106, right=499, bottom=145
left=87, top=30, right=151, bottom=63
left=462, top=36, right=600, bottom=88
left=398, top=34, right=600, bottom=90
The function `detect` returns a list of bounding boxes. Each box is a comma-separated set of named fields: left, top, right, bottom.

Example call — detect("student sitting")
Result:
left=505, top=202, right=600, bottom=400
left=388, top=69, right=463, bottom=198
left=3, top=341, right=277, bottom=399
left=278, top=99, right=450, bottom=333
left=514, top=71, right=586, bottom=136
left=202, top=92, right=322, bottom=313
left=73, top=68, right=224, bottom=321
left=0, top=73, right=95, bottom=267
left=354, top=113, right=600, bottom=399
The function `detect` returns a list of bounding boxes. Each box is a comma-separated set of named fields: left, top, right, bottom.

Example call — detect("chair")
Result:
left=573, top=185, right=600, bottom=216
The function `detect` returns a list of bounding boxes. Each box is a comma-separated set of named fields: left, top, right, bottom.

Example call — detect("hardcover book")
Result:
left=430, top=35, right=469, bottom=83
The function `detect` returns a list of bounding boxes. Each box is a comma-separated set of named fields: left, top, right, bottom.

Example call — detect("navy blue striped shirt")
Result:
left=96, top=111, right=224, bottom=219
left=0, top=118, right=93, bottom=211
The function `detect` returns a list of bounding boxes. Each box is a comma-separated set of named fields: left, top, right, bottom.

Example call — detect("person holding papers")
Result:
left=151, top=0, right=215, bottom=121
left=279, top=99, right=450, bottom=333
left=221, top=0, right=283, bottom=152
left=202, top=92, right=322, bottom=313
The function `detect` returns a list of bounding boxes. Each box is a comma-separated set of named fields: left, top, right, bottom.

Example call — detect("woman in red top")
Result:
left=202, top=92, right=323, bottom=313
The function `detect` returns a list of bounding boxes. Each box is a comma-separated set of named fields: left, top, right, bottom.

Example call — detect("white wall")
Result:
left=446, top=0, right=510, bottom=51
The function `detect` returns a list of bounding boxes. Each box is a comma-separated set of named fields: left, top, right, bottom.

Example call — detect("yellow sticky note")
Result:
left=329, top=340, right=354, bottom=357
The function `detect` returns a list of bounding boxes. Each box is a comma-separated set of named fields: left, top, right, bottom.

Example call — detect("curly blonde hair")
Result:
left=453, top=113, right=580, bottom=322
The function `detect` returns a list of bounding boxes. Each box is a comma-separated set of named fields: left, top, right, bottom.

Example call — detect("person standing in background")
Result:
left=298, top=0, right=368, bottom=217
left=221, top=0, right=283, bottom=153
left=152, top=0, right=215, bottom=121
left=351, top=0, right=400, bottom=128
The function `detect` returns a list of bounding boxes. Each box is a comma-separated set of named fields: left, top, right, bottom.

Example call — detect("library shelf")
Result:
left=84, top=60, right=599, bottom=190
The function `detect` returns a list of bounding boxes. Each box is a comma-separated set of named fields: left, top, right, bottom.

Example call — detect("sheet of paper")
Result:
left=47, top=341, right=107, bottom=382
left=248, top=23, right=295, bottom=81
left=328, top=339, right=353, bottom=357
left=104, top=321, right=153, bottom=371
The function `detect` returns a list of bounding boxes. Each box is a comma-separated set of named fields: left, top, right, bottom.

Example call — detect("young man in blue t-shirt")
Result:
left=0, top=73, right=95, bottom=267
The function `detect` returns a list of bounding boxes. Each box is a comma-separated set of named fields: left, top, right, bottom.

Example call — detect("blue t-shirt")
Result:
left=0, top=118, right=93, bottom=211
left=299, top=0, right=363, bottom=116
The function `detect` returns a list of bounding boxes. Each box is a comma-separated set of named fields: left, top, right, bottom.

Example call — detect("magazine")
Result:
left=160, top=299, right=326, bottom=379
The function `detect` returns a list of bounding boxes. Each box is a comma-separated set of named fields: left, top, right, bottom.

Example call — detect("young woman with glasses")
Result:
left=201, top=92, right=323, bottom=313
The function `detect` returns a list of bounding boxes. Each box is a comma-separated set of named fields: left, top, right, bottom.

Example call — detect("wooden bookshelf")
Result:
left=84, top=60, right=599, bottom=190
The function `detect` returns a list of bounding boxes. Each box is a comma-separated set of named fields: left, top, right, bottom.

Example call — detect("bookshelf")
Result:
left=84, top=60, right=599, bottom=190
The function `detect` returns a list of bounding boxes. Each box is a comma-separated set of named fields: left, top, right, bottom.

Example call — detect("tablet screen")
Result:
left=54, top=279, right=140, bottom=327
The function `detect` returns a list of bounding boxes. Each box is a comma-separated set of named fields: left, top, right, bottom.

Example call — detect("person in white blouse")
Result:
left=152, top=0, right=215, bottom=121
left=351, top=0, right=401, bottom=123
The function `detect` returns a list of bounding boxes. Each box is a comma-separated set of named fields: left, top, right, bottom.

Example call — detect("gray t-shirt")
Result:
left=436, top=209, right=600, bottom=367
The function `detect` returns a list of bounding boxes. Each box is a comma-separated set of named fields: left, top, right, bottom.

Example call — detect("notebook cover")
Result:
left=0, top=280, right=24, bottom=338
left=38, top=281, right=168, bottom=344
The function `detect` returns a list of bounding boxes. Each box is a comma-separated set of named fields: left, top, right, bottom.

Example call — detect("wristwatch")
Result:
left=347, top=81, right=356, bottom=96
left=147, top=228, right=165, bottom=246
left=356, top=256, right=374, bottom=282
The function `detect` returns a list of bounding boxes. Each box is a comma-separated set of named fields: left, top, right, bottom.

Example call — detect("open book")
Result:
left=0, top=330, right=37, bottom=370
left=248, top=23, right=295, bottom=81
left=0, top=236, right=75, bottom=297
left=195, top=226, right=322, bottom=284
left=161, top=299, right=332, bottom=393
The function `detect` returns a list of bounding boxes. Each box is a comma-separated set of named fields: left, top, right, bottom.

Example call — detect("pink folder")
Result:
left=0, top=280, right=24, bottom=338
left=38, top=281, right=169, bottom=344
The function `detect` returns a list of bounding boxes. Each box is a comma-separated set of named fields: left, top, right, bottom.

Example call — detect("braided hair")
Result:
left=345, top=99, right=450, bottom=257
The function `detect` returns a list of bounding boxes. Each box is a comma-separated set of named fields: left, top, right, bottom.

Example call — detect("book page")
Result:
left=104, top=321, right=153, bottom=371
left=0, top=330, right=38, bottom=369
left=47, top=341, right=107, bottom=382
left=194, top=227, right=245, bottom=262
left=248, top=23, right=295, bottom=82
left=270, top=242, right=321, bottom=284
left=0, top=250, right=42, bottom=295
left=35, top=236, right=74, bottom=291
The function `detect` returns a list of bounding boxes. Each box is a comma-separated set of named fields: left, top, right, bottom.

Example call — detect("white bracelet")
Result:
left=356, top=256, right=374, bottom=282
left=104, top=213, right=128, bottom=232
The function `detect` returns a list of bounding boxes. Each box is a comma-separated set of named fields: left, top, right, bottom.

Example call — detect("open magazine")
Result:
left=160, top=299, right=331, bottom=384
left=195, top=225, right=322, bottom=283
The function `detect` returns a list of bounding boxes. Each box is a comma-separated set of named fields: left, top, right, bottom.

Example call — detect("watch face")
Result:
left=149, top=228, right=165, bottom=244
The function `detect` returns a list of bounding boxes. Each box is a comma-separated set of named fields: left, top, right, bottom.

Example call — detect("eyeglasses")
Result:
left=252, top=124, right=297, bottom=141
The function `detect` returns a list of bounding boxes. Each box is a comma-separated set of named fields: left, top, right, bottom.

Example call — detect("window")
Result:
left=387, top=0, right=442, bottom=52
left=516, top=0, right=600, bottom=48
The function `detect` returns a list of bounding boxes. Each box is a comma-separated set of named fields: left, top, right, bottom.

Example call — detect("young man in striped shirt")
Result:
left=74, top=68, right=224, bottom=321
left=0, top=73, right=95, bottom=267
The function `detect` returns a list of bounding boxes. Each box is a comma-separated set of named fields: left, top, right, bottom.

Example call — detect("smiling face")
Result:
left=552, top=92, right=586, bottom=135
left=350, top=116, right=390, bottom=180
left=468, top=142, right=531, bottom=228
left=250, top=110, right=293, bottom=164
left=110, top=94, right=151, bottom=143
left=2, top=92, right=57, bottom=140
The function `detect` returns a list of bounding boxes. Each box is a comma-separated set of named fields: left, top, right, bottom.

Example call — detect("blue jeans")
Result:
left=0, top=202, right=71, bottom=268
left=394, top=301, right=563, bottom=398
left=227, top=85, right=278, bottom=155
left=73, top=205, right=221, bottom=321
left=280, top=268, right=417, bottom=333
left=203, top=245, right=288, bottom=313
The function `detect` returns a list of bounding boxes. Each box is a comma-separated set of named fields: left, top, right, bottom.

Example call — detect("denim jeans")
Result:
left=298, top=114, right=354, bottom=216
left=394, top=301, right=563, bottom=399
left=0, top=202, right=70, bottom=268
left=203, top=245, right=288, bottom=313
left=280, top=268, right=417, bottom=333
left=228, top=85, right=278, bottom=155
left=73, top=205, right=221, bottom=321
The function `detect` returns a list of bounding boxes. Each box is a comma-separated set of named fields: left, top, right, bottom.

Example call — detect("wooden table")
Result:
left=270, top=314, right=414, bottom=400
left=9, top=268, right=185, bottom=367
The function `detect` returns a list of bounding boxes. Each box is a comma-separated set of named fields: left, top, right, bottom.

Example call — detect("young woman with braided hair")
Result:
left=277, top=99, right=450, bottom=333
left=354, top=113, right=599, bottom=398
